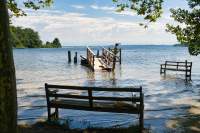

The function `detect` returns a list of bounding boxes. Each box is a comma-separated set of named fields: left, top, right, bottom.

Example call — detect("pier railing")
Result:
left=101, top=47, right=121, bottom=66
left=87, top=47, right=95, bottom=70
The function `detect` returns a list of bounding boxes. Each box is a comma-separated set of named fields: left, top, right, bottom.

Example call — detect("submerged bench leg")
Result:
left=55, top=108, right=59, bottom=119
left=139, top=93, right=144, bottom=133
left=160, top=66, right=162, bottom=74
left=139, top=111, right=144, bottom=133
left=47, top=106, right=51, bottom=121
left=48, top=107, right=59, bottom=121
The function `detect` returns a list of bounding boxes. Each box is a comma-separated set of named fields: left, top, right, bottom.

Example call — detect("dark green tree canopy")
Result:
left=10, top=26, right=42, bottom=48
left=10, top=26, right=62, bottom=48
left=52, top=38, right=62, bottom=48
left=44, top=38, right=62, bottom=48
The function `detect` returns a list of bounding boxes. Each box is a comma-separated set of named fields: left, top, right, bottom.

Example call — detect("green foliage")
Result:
left=8, top=0, right=53, bottom=17
left=43, top=38, right=62, bottom=48
left=10, top=26, right=42, bottom=48
left=113, top=0, right=164, bottom=23
left=7, top=0, right=26, bottom=17
left=10, top=26, right=62, bottom=48
left=166, top=0, right=200, bottom=55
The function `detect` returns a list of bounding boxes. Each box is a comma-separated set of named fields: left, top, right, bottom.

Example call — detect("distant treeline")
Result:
left=174, top=43, right=188, bottom=47
left=10, top=26, right=62, bottom=48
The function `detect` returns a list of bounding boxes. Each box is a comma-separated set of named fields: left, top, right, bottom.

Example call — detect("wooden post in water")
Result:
left=112, top=43, right=119, bottom=71
left=139, top=86, right=144, bottom=133
left=68, top=51, right=71, bottom=63
left=185, top=60, right=188, bottom=81
left=74, top=52, right=77, bottom=63
left=119, top=48, right=121, bottom=64
left=97, top=50, right=99, bottom=57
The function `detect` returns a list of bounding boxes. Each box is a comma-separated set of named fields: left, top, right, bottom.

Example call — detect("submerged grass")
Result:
left=18, top=121, right=144, bottom=133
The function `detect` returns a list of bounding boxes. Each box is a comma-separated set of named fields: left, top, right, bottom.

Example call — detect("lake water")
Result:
left=14, top=45, right=200, bottom=132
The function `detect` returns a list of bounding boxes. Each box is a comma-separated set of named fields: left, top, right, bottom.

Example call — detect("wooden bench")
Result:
left=160, top=60, right=192, bottom=80
left=45, top=83, right=144, bottom=132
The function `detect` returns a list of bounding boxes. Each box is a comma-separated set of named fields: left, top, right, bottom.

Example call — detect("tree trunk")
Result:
left=0, top=0, right=17, bottom=133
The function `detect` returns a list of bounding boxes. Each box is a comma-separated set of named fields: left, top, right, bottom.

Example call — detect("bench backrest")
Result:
left=165, top=61, right=192, bottom=67
left=45, top=83, right=143, bottom=108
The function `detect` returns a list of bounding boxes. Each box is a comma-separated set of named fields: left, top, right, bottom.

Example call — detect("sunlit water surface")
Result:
left=14, top=45, right=200, bottom=132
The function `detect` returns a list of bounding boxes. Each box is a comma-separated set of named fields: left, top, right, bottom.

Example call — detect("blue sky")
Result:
left=13, top=0, right=189, bottom=46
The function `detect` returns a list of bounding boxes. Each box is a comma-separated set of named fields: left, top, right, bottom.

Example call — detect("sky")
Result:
left=12, top=0, right=189, bottom=46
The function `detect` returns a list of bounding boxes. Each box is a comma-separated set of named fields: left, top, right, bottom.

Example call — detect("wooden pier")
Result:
left=81, top=45, right=121, bottom=71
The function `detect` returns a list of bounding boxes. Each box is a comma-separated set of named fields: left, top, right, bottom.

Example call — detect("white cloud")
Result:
left=12, top=9, right=177, bottom=45
left=90, top=5, right=136, bottom=17
left=114, top=10, right=137, bottom=16
left=71, top=5, right=85, bottom=9
left=90, top=5, right=115, bottom=11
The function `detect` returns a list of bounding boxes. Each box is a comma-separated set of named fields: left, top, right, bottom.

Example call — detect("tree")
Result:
left=10, top=26, right=43, bottom=48
left=52, top=38, right=62, bottom=48
left=44, top=38, right=62, bottom=48
left=113, top=0, right=200, bottom=56
left=166, top=0, right=200, bottom=55
left=0, top=0, right=17, bottom=133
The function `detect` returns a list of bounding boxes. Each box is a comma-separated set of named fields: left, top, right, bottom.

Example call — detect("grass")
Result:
left=172, top=114, right=200, bottom=133
left=18, top=121, right=144, bottom=133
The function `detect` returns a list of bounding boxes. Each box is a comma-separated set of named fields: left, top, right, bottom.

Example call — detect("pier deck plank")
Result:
left=94, top=57, right=102, bottom=70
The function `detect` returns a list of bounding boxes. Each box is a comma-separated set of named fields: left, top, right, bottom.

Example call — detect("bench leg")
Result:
left=160, top=67, right=162, bottom=74
left=186, top=71, right=192, bottom=81
left=139, top=111, right=144, bottom=133
left=55, top=108, right=59, bottom=119
left=47, top=106, right=51, bottom=121
left=48, top=107, right=59, bottom=121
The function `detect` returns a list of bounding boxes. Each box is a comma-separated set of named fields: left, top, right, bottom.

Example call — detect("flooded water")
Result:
left=14, top=45, right=200, bottom=132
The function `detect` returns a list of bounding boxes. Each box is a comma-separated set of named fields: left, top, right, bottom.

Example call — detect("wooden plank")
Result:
left=49, top=93, right=89, bottom=99
left=93, top=96, right=140, bottom=102
left=161, top=64, right=191, bottom=67
left=50, top=104, right=140, bottom=114
left=87, top=47, right=96, bottom=56
left=166, top=61, right=192, bottom=63
left=46, top=84, right=142, bottom=92
left=94, top=57, right=103, bottom=70
left=88, top=88, right=93, bottom=107
left=164, top=68, right=187, bottom=71
left=49, top=100, right=140, bottom=114
left=80, top=55, right=86, bottom=60
left=49, top=93, right=140, bottom=102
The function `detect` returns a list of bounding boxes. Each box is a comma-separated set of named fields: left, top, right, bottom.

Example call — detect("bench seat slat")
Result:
left=46, top=84, right=141, bottom=92
left=163, top=68, right=188, bottom=71
left=49, top=99, right=140, bottom=113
